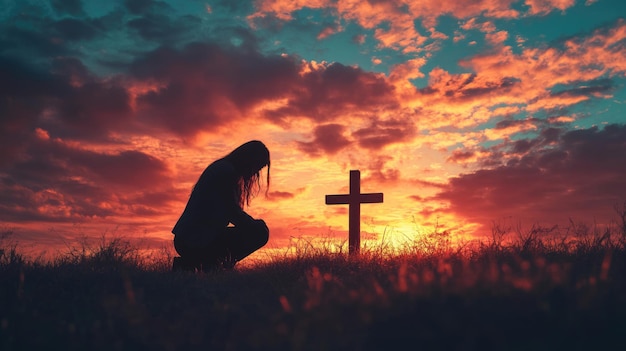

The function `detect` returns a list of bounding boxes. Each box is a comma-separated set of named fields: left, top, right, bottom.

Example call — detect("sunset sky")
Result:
left=1, top=0, right=625, bottom=259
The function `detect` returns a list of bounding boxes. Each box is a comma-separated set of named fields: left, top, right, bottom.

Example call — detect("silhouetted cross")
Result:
left=325, top=170, right=384, bottom=255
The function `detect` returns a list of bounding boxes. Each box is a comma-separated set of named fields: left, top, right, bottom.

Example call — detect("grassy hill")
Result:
left=1, top=223, right=626, bottom=350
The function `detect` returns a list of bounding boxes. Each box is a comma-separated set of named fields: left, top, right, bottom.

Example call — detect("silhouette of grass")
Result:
left=1, top=216, right=626, bottom=350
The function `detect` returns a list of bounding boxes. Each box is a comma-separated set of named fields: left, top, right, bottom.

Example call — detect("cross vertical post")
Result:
left=349, top=170, right=360, bottom=254
left=325, top=170, right=384, bottom=255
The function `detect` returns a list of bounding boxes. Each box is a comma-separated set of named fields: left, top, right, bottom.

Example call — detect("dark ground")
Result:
left=1, top=237, right=626, bottom=350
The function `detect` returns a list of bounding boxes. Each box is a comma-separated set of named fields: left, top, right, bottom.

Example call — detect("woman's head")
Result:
left=226, top=140, right=270, bottom=208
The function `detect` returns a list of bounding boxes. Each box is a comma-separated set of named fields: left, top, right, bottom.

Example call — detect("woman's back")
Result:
left=172, top=158, right=237, bottom=237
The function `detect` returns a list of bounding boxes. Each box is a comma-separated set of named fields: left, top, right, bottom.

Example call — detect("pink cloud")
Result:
left=525, top=0, right=576, bottom=15
left=461, top=18, right=497, bottom=32
left=317, top=23, right=343, bottom=40
left=486, top=30, right=509, bottom=46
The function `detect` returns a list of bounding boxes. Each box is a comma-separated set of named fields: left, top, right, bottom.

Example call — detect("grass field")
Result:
left=1, top=222, right=626, bottom=351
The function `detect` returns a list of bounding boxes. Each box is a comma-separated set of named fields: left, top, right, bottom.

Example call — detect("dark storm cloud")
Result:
left=1, top=0, right=195, bottom=64
left=0, top=134, right=175, bottom=222
left=0, top=51, right=170, bottom=223
left=297, top=124, right=351, bottom=156
left=550, top=79, right=614, bottom=98
left=124, top=0, right=172, bottom=14
left=0, top=25, right=70, bottom=57
left=539, top=127, right=562, bottom=143
left=281, top=62, right=396, bottom=121
left=0, top=56, right=67, bottom=166
left=511, top=139, right=534, bottom=154
left=75, top=149, right=171, bottom=188
left=494, top=118, right=534, bottom=130
left=50, top=0, right=86, bottom=17
left=458, top=77, right=520, bottom=98
left=0, top=56, right=66, bottom=101
left=352, top=118, right=415, bottom=150
left=428, top=70, right=521, bottom=101
left=127, top=13, right=201, bottom=42
left=433, top=124, right=626, bottom=228
left=53, top=79, right=133, bottom=138
left=51, top=18, right=99, bottom=41
left=478, top=126, right=565, bottom=165
left=122, top=0, right=206, bottom=45
left=0, top=6, right=112, bottom=60
left=7, top=135, right=171, bottom=192
left=448, top=124, right=566, bottom=165
left=130, top=42, right=396, bottom=137
left=130, top=42, right=300, bottom=136
left=3, top=55, right=133, bottom=141
left=212, top=0, right=255, bottom=14
left=447, top=150, right=476, bottom=163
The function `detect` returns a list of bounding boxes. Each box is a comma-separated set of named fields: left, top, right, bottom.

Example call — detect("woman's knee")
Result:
left=250, top=219, right=270, bottom=248
left=254, top=221, right=269, bottom=247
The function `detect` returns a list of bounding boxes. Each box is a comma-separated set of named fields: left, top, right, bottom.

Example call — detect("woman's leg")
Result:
left=174, top=223, right=269, bottom=271
left=206, top=222, right=269, bottom=269
left=222, top=221, right=270, bottom=262
left=173, top=235, right=203, bottom=271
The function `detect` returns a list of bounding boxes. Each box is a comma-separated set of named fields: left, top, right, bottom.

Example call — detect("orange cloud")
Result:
left=525, top=0, right=576, bottom=15
left=400, top=19, right=626, bottom=133
left=461, top=18, right=497, bottom=32
left=317, top=23, right=343, bottom=40
left=251, top=0, right=523, bottom=53
left=486, top=30, right=509, bottom=46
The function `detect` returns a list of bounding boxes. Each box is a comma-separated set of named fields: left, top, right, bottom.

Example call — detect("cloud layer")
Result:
left=434, top=124, right=626, bottom=228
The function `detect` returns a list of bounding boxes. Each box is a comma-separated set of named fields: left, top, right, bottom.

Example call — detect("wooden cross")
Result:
left=325, top=170, right=384, bottom=255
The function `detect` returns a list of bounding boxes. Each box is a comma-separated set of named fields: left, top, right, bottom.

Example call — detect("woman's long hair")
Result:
left=226, top=140, right=270, bottom=208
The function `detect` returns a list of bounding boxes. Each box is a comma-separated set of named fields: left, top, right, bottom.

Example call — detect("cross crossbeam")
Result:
left=325, top=170, right=383, bottom=255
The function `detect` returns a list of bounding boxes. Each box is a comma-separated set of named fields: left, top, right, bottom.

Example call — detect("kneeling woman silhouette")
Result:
left=172, top=140, right=270, bottom=272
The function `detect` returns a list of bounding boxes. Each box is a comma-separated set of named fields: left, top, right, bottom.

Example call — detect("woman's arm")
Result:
left=227, top=203, right=260, bottom=229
